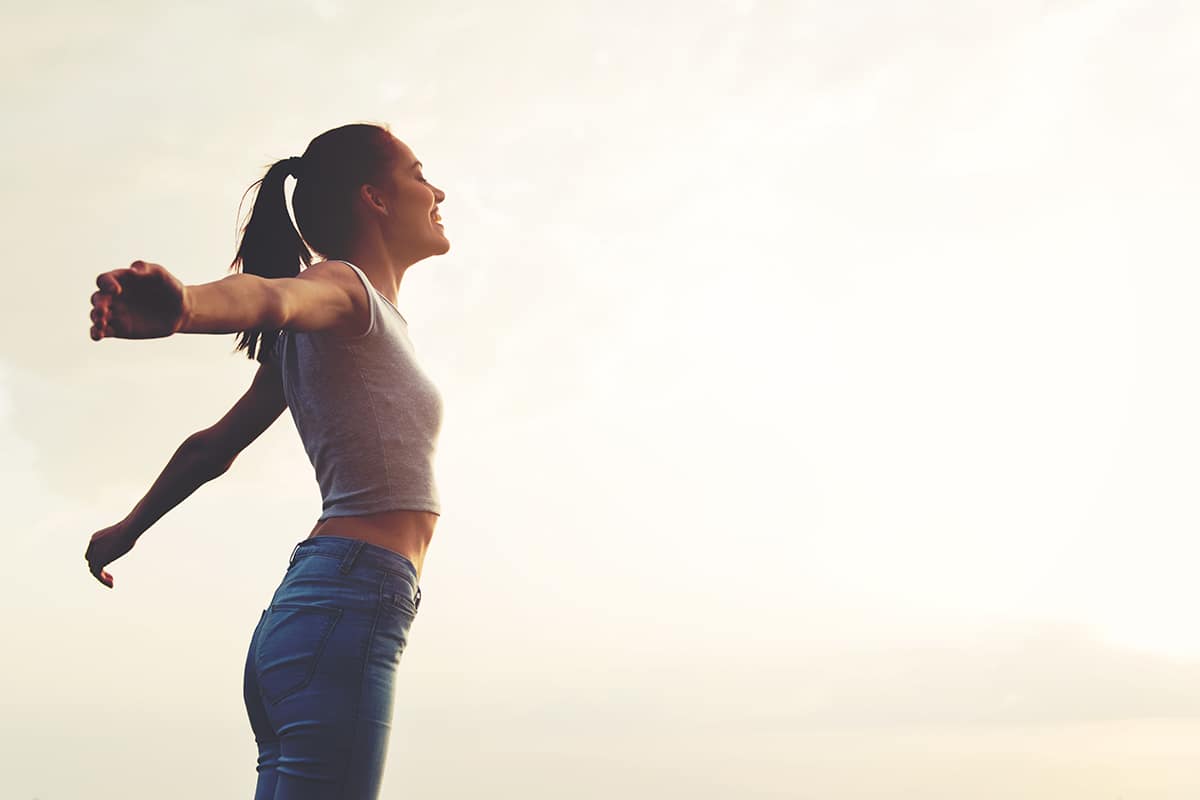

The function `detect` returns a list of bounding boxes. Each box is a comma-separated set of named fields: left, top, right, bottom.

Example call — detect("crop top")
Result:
left=271, top=259, right=443, bottom=518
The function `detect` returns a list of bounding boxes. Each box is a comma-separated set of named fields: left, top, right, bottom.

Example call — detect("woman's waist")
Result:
left=277, top=535, right=423, bottom=613
left=306, top=509, right=436, bottom=579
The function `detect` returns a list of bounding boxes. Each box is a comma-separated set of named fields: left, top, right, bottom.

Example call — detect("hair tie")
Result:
left=285, top=155, right=305, bottom=179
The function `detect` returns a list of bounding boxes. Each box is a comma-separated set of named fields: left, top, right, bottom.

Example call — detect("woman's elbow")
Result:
left=183, top=432, right=236, bottom=479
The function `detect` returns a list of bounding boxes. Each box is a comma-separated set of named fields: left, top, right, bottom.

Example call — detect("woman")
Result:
left=83, top=121, right=449, bottom=799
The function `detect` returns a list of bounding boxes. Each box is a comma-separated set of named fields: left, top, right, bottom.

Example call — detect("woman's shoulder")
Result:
left=289, top=260, right=377, bottom=340
left=302, top=259, right=367, bottom=284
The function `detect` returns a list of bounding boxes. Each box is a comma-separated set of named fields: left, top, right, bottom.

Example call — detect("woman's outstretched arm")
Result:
left=89, top=259, right=363, bottom=341
left=85, top=361, right=288, bottom=587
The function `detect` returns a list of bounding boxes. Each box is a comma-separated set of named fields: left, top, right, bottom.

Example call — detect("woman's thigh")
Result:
left=244, top=551, right=419, bottom=800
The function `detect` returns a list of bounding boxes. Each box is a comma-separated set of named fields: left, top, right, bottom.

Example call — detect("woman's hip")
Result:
left=248, top=537, right=421, bottom=713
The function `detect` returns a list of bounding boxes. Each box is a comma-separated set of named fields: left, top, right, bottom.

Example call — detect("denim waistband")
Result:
left=287, top=535, right=418, bottom=584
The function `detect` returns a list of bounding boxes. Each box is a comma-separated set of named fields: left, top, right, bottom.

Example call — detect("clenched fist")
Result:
left=85, top=521, right=138, bottom=589
left=90, top=260, right=188, bottom=340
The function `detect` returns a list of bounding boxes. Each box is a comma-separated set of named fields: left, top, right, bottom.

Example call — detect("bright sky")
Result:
left=4, top=0, right=1200, bottom=797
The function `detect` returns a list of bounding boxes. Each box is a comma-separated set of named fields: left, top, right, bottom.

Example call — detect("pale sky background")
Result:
left=3, top=0, right=1199, bottom=797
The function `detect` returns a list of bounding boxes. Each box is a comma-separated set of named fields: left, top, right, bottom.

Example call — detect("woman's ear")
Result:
left=358, top=182, right=391, bottom=217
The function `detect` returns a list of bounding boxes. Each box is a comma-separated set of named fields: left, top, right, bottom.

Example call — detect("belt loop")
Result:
left=339, top=539, right=366, bottom=575
left=288, top=541, right=302, bottom=566
left=414, top=585, right=422, bottom=611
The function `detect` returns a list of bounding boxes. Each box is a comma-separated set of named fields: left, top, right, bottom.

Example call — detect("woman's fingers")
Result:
left=96, top=268, right=131, bottom=294
left=89, top=274, right=128, bottom=340
left=95, top=261, right=152, bottom=296
left=85, top=543, right=114, bottom=588
left=90, top=290, right=110, bottom=339
left=90, top=564, right=113, bottom=588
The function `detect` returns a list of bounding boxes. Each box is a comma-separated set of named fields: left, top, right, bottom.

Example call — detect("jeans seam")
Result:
left=251, top=609, right=272, bottom=719
left=337, top=570, right=387, bottom=800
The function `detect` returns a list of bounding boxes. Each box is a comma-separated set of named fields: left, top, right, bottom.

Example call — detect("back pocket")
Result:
left=254, top=603, right=343, bottom=705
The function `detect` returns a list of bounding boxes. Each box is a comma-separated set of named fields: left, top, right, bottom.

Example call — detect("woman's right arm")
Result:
left=90, top=260, right=364, bottom=340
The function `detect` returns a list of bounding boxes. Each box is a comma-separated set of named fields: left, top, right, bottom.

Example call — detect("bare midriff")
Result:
left=306, top=509, right=437, bottom=582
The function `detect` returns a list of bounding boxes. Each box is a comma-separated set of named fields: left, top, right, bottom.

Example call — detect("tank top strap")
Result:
left=328, top=259, right=379, bottom=339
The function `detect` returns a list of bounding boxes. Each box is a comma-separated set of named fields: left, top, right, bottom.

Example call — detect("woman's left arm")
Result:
left=85, top=361, right=287, bottom=587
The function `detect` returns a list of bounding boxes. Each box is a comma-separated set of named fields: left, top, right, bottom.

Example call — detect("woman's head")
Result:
left=228, top=121, right=448, bottom=363
left=291, top=124, right=448, bottom=262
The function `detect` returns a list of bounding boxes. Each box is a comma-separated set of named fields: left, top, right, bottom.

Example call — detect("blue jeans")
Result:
left=243, top=535, right=423, bottom=800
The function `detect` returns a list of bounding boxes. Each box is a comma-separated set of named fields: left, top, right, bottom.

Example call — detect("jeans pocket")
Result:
left=254, top=603, right=343, bottom=705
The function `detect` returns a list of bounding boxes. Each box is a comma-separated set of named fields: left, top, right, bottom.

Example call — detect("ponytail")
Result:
left=226, top=122, right=399, bottom=365
left=227, top=157, right=313, bottom=365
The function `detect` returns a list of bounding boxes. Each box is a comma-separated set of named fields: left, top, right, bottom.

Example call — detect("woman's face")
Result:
left=381, top=138, right=449, bottom=259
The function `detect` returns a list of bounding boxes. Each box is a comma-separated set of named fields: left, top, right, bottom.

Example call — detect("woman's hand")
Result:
left=85, top=521, right=139, bottom=589
left=90, top=260, right=188, bottom=341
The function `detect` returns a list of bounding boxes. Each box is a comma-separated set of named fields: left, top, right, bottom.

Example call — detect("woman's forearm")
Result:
left=180, top=273, right=283, bottom=334
left=122, top=435, right=231, bottom=540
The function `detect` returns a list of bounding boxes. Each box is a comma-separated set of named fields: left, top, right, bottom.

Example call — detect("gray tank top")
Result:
left=272, top=259, right=443, bottom=518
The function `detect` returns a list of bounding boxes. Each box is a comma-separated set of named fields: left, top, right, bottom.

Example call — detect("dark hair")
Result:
left=227, top=121, right=401, bottom=364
